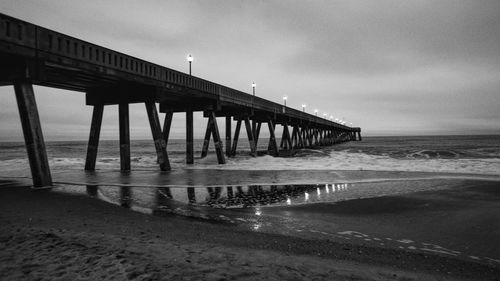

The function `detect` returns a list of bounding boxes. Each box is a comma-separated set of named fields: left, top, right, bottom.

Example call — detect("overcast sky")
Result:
left=1, top=0, right=499, bottom=140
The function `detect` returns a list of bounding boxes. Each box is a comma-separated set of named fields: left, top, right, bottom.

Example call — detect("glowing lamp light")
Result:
left=286, top=198, right=291, bottom=205
left=187, top=54, right=193, bottom=75
left=302, top=104, right=306, bottom=112
left=314, top=109, right=318, bottom=116
left=283, top=96, right=288, bottom=106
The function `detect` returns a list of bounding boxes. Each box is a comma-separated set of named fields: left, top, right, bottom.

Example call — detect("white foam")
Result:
left=1, top=148, right=500, bottom=179
left=189, top=151, right=500, bottom=176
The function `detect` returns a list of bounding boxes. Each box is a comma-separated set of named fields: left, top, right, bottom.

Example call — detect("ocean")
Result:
left=1, top=135, right=500, bottom=176
left=2, top=135, right=500, bottom=265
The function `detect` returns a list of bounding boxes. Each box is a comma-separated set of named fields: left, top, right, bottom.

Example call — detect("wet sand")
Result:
left=1, top=180, right=500, bottom=280
left=261, top=180, right=500, bottom=261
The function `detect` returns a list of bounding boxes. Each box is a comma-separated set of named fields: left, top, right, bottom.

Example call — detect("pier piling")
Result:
left=84, top=104, right=104, bottom=171
left=186, top=110, right=194, bottom=164
left=14, top=80, right=53, bottom=188
left=119, top=103, right=131, bottom=171
left=145, top=102, right=170, bottom=171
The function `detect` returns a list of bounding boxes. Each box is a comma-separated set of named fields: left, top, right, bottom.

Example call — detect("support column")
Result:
left=162, top=111, right=173, bottom=146
left=281, top=123, right=292, bottom=150
left=297, top=126, right=304, bottom=148
left=85, top=104, right=104, bottom=171
left=252, top=120, right=257, bottom=142
left=186, top=110, right=194, bottom=164
left=291, top=126, right=298, bottom=148
left=14, top=81, right=53, bottom=188
left=209, top=112, right=226, bottom=164
left=145, top=102, right=171, bottom=171
left=201, top=115, right=213, bottom=158
left=119, top=103, right=131, bottom=171
left=225, top=116, right=231, bottom=156
left=302, top=127, right=307, bottom=148
left=244, top=117, right=256, bottom=156
left=358, top=131, right=362, bottom=141
left=254, top=122, right=261, bottom=149
left=231, top=119, right=242, bottom=156
left=267, top=118, right=279, bottom=156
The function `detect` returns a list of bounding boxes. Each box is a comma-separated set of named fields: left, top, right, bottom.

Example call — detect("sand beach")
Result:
left=1, top=178, right=500, bottom=281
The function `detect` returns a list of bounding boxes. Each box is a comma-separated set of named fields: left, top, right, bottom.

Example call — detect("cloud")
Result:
left=0, top=0, right=499, bottom=139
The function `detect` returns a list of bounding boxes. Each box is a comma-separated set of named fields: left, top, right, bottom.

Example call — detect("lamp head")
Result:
left=187, top=54, right=193, bottom=62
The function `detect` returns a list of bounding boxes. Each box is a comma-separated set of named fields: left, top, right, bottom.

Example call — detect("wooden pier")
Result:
left=0, top=13, right=361, bottom=188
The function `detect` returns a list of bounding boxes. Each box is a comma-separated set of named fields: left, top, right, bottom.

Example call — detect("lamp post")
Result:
left=323, top=113, right=327, bottom=119
left=283, top=96, right=287, bottom=107
left=187, top=54, right=193, bottom=75
left=302, top=104, right=306, bottom=112
left=252, top=82, right=256, bottom=96
left=314, top=109, right=318, bottom=116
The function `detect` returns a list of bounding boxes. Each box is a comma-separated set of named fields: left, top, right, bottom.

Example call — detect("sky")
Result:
left=1, top=0, right=499, bottom=141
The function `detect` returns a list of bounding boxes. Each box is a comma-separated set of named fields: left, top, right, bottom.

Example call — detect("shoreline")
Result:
left=3, top=168, right=500, bottom=189
left=2, top=179, right=500, bottom=280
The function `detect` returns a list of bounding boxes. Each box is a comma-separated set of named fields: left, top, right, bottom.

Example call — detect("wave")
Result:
left=194, top=151, right=500, bottom=176
left=1, top=149, right=500, bottom=177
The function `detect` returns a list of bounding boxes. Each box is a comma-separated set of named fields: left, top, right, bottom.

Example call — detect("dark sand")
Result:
left=1, top=179, right=500, bottom=281
left=262, top=180, right=500, bottom=260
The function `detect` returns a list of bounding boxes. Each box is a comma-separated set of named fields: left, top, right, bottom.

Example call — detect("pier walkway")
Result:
left=0, top=13, right=361, bottom=188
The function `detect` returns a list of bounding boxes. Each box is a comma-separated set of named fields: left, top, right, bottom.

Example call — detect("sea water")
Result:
left=2, top=135, right=500, bottom=264
left=1, top=135, right=500, bottom=176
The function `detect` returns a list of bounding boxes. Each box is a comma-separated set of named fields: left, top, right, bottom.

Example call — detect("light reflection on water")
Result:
left=56, top=178, right=457, bottom=220
left=56, top=182, right=354, bottom=221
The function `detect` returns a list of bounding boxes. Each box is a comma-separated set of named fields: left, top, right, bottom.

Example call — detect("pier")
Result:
left=0, top=13, right=361, bottom=188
